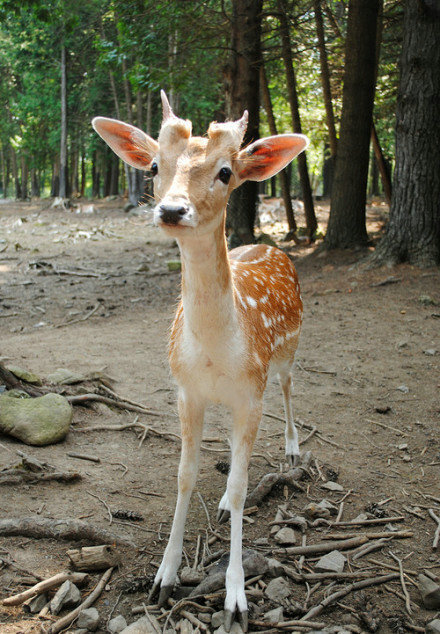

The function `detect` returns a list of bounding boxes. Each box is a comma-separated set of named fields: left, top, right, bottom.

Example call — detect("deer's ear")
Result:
left=92, top=117, right=159, bottom=170
left=235, top=134, right=309, bottom=183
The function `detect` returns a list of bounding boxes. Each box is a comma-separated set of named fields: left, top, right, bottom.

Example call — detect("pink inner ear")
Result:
left=238, top=135, right=308, bottom=182
left=93, top=117, right=157, bottom=170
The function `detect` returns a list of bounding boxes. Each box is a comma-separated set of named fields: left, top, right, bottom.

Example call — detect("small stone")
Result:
left=424, top=349, right=437, bottom=356
left=214, top=624, right=244, bottom=634
left=77, top=607, right=99, bottom=631
left=211, top=610, right=224, bottom=629
left=108, top=615, right=128, bottom=633
left=419, top=294, right=436, bottom=305
left=136, top=262, right=150, bottom=272
left=274, top=527, right=297, bottom=545
left=398, top=443, right=408, bottom=450
left=396, top=384, right=409, bottom=393
left=120, top=615, right=161, bottom=633
left=50, top=581, right=81, bottom=615
left=402, top=454, right=411, bottom=462
left=352, top=513, right=369, bottom=522
left=24, top=592, right=48, bottom=613
left=321, top=481, right=344, bottom=492
left=418, top=574, right=440, bottom=609
left=426, top=619, right=440, bottom=634
left=264, top=606, right=284, bottom=622
left=254, top=537, right=270, bottom=546
left=304, top=499, right=338, bottom=519
left=265, top=576, right=292, bottom=602
left=197, top=612, right=211, bottom=624
left=47, top=368, right=85, bottom=384
left=315, top=550, right=346, bottom=573
left=266, top=557, right=285, bottom=578
left=8, top=366, right=42, bottom=385
left=179, top=566, right=205, bottom=585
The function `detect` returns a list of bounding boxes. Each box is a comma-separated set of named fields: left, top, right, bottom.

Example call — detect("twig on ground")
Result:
left=262, top=412, right=340, bottom=448
left=67, top=393, right=163, bottom=417
left=331, top=516, right=405, bottom=527
left=87, top=491, right=113, bottom=524
left=54, top=302, right=101, bottom=328
left=274, top=535, right=368, bottom=557
left=428, top=508, right=440, bottom=550
left=45, top=567, right=113, bottom=634
left=325, top=530, right=413, bottom=540
left=197, top=492, right=213, bottom=532
left=67, top=452, right=101, bottom=463
left=0, top=470, right=81, bottom=486
left=389, top=552, right=412, bottom=614
left=246, top=451, right=311, bottom=507
left=2, top=571, right=88, bottom=606
left=351, top=538, right=392, bottom=560
left=301, top=573, right=399, bottom=620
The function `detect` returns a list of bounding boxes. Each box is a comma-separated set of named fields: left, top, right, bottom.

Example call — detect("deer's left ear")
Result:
left=92, top=117, right=159, bottom=170
left=235, top=134, right=309, bottom=183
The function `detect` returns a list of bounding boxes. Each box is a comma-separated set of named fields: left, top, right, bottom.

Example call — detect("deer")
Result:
left=92, top=91, right=308, bottom=632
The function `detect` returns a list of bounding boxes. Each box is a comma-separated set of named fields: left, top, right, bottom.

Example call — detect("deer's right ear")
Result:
left=92, top=117, right=159, bottom=170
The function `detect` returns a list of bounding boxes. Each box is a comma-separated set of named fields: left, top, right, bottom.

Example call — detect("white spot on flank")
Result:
left=261, top=313, right=272, bottom=329
left=246, top=296, right=257, bottom=308
left=235, top=289, right=247, bottom=310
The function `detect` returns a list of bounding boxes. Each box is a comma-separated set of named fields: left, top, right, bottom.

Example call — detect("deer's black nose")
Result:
left=159, top=204, right=187, bottom=225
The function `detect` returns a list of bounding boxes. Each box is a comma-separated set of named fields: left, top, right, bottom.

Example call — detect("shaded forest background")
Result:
left=0, top=0, right=439, bottom=265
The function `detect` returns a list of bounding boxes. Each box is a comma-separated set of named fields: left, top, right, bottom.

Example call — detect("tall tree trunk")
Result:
left=110, top=154, right=119, bottom=195
left=277, top=0, right=317, bottom=238
left=59, top=44, right=67, bottom=199
left=30, top=167, right=40, bottom=198
left=314, top=0, right=337, bottom=158
left=70, top=148, right=79, bottom=197
left=225, top=0, right=263, bottom=247
left=326, top=0, right=380, bottom=248
left=92, top=150, right=100, bottom=198
left=80, top=151, right=86, bottom=197
left=260, top=64, right=297, bottom=234
left=51, top=156, right=59, bottom=198
left=10, top=146, right=20, bottom=199
left=20, top=156, right=27, bottom=200
left=371, top=123, right=392, bottom=204
left=373, top=0, right=440, bottom=266
left=109, top=69, right=128, bottom=200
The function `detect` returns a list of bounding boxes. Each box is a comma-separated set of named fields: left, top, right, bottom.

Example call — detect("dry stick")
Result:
left=54, top=302, right=101, bottom=328
left=87, top=491, right=113, bottom=525
left=428, top=508, right=440, bottom=550
left=66, top=452, right=101, bottom=463
left=351, top=537, right=391, bottom=560
left=331, top=516, right=405, bottom=527
left=389, top=552, right=412, bottom=615
left=0, top=470, right=81, bottom=486
left=263, top=412, right=340, bottom=448
left=2, top=571, right=88, bottom=606
left=367, top=418, right=407, bottom=436
left=76, top=420, right=180, bottom=443
left=301, top=573, right=399, bottom=621
left=99, top=384, right=168, bottom=417
left=44, top=567, right=113, bottom=634
left=367, top=558, right=418, bottom=577
left=325, top=530, right=413, bottom=540
left=335, top=501, right=344, bottom=524
left=0, top=517, right=135, bottom=547
left=274, top=535, right=368, bottom=556
left=250, top=619, right=326, bottom=630
left=67, top=393, right=162, bottom=417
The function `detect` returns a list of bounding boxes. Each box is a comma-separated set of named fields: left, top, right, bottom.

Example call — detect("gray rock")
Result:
left=77, top=607, right=99, bottom=631
left=179, top=566, right=205, bottom=585
left=426, top=619, right=440, bottom=634
left=190, top=549, right=268, bottom=596
left=304, top=499, right=338, bottom=519
left=214, top=624, right=244, bottom=634
left=265, top=576, right=292, bottom=602
left=424, top=349, right=437, bottom=356
left=8, top=366, right=42, bottom=385
left=321, top=481, right=344, bottom=492
left=418, top=574, right=440, bottom=609
left=120, top=615, right=160, bottom=633
left=69, top=630, right=88, bottom=634
left=24, top=592, right=48, bottom=613
left=50, top=580, right=81, bottom=614
left=266, top=557, right=285, bottom=578
left=0, top=390, right=72, bottom=445
left=264, top=606, right=284, bottom=622
left=315, top=550, right=346, bottom=573
left=47, top=368, right=85, bottom=385
left=274, top=527, right=297, bottom=545
left=108, top=615, right=127, bottom=633
left=211, top=610, right=224, bottom=629
left=124, top=202, right=135, bottom=213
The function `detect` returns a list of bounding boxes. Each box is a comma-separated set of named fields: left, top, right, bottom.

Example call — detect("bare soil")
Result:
left=0, top=198, right=439, bottom=633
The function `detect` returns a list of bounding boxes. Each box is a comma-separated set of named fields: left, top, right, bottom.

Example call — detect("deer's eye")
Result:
left=150, top=161, right=158, bottom=176
left=218, top=166, right=232, bottom=184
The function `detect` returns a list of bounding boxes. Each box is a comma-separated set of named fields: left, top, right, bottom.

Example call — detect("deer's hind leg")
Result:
left=278, top=368, right=300, bottom=467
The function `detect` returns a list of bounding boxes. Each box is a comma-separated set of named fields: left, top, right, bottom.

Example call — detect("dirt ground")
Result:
left=0, top=197, right=439, bottom=634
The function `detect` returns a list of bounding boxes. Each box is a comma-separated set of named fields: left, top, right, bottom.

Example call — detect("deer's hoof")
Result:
left=223, top=608, right=248, bottom=632
left=217, top=508, right=231, bottom=524
left=158, top=584, right=174, bottom=608
left=287, top=452, right=300, bottom=468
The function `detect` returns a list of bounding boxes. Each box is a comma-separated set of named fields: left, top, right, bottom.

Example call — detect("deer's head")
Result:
left=92, top=91, right=308, bottom=237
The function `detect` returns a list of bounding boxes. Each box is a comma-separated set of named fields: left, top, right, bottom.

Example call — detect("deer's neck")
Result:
left=177, top=220, right=236, bottom=340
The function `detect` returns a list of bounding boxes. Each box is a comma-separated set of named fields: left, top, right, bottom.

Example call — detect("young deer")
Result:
left=93, top=92, right=308, bottom=632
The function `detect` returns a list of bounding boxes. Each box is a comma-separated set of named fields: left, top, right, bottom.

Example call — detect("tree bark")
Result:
left=225, top=0, right=263, bottom=247
left=20, top=155, right=28, bottom=200
left=260, top=65, right=297, bottom=233
left=325, top=0, right=380, bottom=248
left=277, top=0, right=317, bottom=238
left=314, top=0, right=337, bottom=158
left=373, top=0, right=440, bottom=266
left=59, top=44, right=67, bottom=199
left=30, top=168, right=40, bottom=198
left=10, top=146, right=20, bottom=199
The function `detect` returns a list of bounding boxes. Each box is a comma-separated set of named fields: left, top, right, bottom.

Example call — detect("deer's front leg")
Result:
left=224, top=399, right=262, bottom=633
left=149, top=388, right=205, bottom=607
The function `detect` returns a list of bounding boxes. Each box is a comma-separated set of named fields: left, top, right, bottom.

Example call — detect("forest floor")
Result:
left=0, top=197, right=439, bottom=634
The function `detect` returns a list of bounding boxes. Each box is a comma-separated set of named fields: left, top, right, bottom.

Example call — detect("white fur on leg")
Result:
left=218, top=490, right=231, bottom=513
left=279, top=371, right=300, bottom=465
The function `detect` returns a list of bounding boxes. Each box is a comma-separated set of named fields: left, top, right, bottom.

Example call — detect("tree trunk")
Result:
left=10, top=146, right=20, bottom=199
left=92, top=150, right=100, bottom=198
left=373, top=0, right=440, bottom=266
left=51, top=157, right=60, bottom=198
left=225, top=0, right=263, bottom=247
left=277, top=0, right=317, bottom=238
left=80, top=151, right=86, bottom=197
left=30, top=168, right=40, bottom=198
left=314, top=0, right=338, bottom=158
left=109, top=69, right=130, bottom=201
left=20, top=155, right=28, bottom=200
left=260, top=65, right=296, bottom=233
left=325, top=0, right=380, bottom=249
left=371, top=123, right=392, bottom=205
left=59, top=44, right=67, bottom=199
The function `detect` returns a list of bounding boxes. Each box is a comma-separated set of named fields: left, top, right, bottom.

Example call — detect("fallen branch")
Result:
left=66, top=452, right=101, bottom=463
left=75, top=420, right=179, bottom=444
left=246, top=451, right=311, bottom=507
left=250, top=618, right=326, bottom=630
left=54, top=302, right=101, bottom=328
left=44, top=567, right=113, bottom=634
left=301, top=573, right=399, bottom=621
left=273, top=535, right=368, bottom=557
left=0, top=517, right=135, bottom=547
left=68, top=393, right=162, bottom=417
left=330, top=516, right=405, bottom=527
left=325, top=530, right=413, bottom=540
left=0, top=469, right=81, bottom=486
left=2, top=571, right=88, bottom=606
left=428, top=508, right=440, bottom=550
left=390, top=552, right=412, bottom=614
